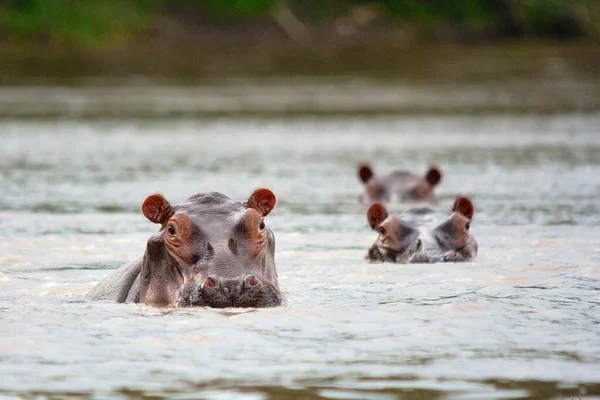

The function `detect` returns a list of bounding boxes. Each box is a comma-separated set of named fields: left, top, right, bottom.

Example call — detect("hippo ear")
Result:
left=247, top=188, right=277, bottom=216
left=358, top=164, right=374, bottom=183
left=142, top=193, right=173, bottom=224
left=425, top=166, right=442, bottom=187
left=452, top=196, right=474, bottom=220
left=367, top=202, right=388, bottom=230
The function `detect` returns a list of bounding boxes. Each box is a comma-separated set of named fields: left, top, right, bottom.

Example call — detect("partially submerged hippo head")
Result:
left=358, top=164, right=442, bottom=204
left=86, top=188, right=283, bottom=308
left=365, top=196, right=478, bottom=263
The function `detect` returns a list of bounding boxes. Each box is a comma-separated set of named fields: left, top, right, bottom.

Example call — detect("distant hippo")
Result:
left=86, top=188, right=283, bottom=308
left=357, top=164, right=442, bottom=204
left=365, top=196, right=477, bottom=263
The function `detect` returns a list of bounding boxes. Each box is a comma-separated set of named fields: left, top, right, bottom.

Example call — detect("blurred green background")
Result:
left=1, top=0, right=599, bottom=45
left=0, top=0, right=599, bottom=84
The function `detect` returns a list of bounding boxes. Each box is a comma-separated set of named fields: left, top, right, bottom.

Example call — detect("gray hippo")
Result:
left=365, top=196, right=477, bottom=263
left=86, top=188, right=283, bottom=308
left=358, top=164, right=442, bottom=204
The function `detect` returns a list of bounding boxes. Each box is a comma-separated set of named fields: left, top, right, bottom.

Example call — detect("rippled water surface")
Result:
left=1, top=110, right=599, bottom=399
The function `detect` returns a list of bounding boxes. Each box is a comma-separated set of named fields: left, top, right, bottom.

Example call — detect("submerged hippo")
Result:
left=365, top=196, right=477, bottom=263
left=86, top=188, right=283, bottom=308
left=358, top=164, right=442, bottom=204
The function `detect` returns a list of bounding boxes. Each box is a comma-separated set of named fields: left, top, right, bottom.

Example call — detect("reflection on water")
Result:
left=0, top=108, right=599, bottom=399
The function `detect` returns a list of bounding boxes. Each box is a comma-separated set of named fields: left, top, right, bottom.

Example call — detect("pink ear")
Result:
left=426, top=166, right=442, bottom=186
left=141, top=194, right=173, bottom=224
left=247, top=188, right=277, bottom=216
left=452, top=196, right=474, bottom=220
left=366, top=202, right=388, bottom=229
left=358, top=164, right=374, bottom=183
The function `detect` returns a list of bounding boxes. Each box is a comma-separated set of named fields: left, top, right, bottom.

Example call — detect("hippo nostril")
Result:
left=243, top=274, right=262, bottom=290
left=204, top=277, right=216, bottom=288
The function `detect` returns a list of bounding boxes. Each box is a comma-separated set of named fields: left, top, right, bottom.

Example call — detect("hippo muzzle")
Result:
left=178, top=273, right=282, bottom=308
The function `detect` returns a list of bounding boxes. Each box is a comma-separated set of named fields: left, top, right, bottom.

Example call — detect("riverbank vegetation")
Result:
left=1, top=0, right=598, bottom=46
left=1, top=1, right=599, bottom=84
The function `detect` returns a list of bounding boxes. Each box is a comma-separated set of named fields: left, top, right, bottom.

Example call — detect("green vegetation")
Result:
left=0, top=0, right=157, bottom=46
left=195, top=0, right=278, bottom=17
left=0, top=0, right=598, bottom=46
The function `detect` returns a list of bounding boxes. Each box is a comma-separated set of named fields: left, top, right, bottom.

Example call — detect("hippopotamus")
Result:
left=86, top=188, right=283, bottom=308
left=365, top=196, right=477, bottom=263
left=357, top=164, right=442, bottom=204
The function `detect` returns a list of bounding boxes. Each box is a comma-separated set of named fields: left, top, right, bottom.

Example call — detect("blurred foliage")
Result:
left=380, top=0, right=494, bottom=23
left=520, top=0, right=593, bottom=36
left=185, top=0, right=278, bottom=16
left=0, top=0, right=597, bottom=45
left=0, top=0, right=157, bottom=45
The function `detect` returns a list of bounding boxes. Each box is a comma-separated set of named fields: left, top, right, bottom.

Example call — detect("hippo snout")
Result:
left=202, top=274, right=263, bottom=307
left=178, top=274, right=272, bottom=308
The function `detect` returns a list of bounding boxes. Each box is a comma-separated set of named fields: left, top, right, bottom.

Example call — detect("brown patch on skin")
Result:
left=247, top=188, right=277, bottom=216
left=142, top=193, right=173, bottom=224
left=164, top=213, right=197, bottom=264
left=366, top=202, right=388, bottom=229
left=453, top=196, right=474, bottom=220
left=243, top=208, right=267, bottom=258
left=450, top=212, right=472, bottom=250
left=376, top=215, right=402, bottom=253
left=413, top=166, right=442, bottom=200
left=425, top=166, right=442, bottom=187
left=228, top=238, right=239, bottom=256
left=365, top=180, right=385, bottom=202
left=358, top=164, right=374, bottom=183
left=142, top=288, right=178, bottom=307
left=206, top=243, right=215, bottom=259
left=413, top=181, right=432, bottom=200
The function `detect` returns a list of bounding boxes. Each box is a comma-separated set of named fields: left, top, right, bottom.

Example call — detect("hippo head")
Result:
left=365, top=196, right=478, bottom=263
left=138, top=188, right=282, bottom=308
left=358, top=164, right=442, bottom=203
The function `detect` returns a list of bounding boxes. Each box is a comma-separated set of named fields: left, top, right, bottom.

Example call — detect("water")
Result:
left=1, top=110, right=599, bottom=399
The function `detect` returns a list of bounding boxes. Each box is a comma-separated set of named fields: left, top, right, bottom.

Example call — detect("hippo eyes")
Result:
left=465, top=222, right=470, bottom=230
left=259, top=221, right=265, bottom=230
left=378, top=226, right=386, bottom=235
left=168, top=224, right=176, bottom=235
left=163, top=214, right=192, bottom=248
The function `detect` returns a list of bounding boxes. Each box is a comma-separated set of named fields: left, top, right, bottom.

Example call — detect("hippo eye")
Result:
left=168, top=225, right=176, bottom=235
left=465, top=222, right=470, bottom=230
left=259, top=221, right=265, bottom=230
left=378, top=226, right=386, bottom=235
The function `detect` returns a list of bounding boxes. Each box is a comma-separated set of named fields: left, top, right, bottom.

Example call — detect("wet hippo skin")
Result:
left=86, top=188, right=283, bottom=308
left=365, top=196, right=478, bottom=263
left=358, top=164, right=442, bottom=204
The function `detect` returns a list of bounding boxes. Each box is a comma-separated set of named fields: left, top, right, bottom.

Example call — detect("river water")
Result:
left=0, top=102, right=599, bottom=398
